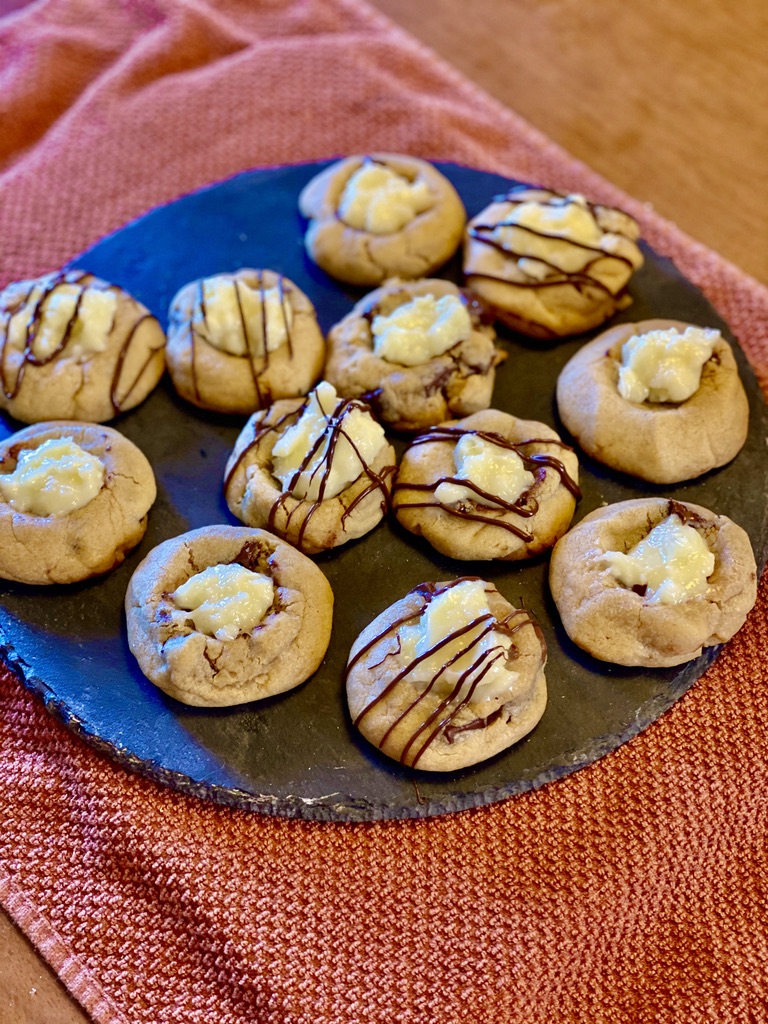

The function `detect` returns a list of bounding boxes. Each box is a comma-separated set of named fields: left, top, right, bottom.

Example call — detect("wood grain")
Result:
left=2, top=2, right=767, bottom=1023
left=0, top=908, right=90, bottom=1024
left=371, top=0, right=768, bottom=285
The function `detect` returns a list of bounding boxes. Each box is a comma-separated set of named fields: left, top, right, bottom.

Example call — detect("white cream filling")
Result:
left=435, top=433, right=535, bottom=509
left=8, top=284, right=117, bottom=362
left=491, top=194, right=625, bottom=275
left=200, top=275, right=292, bottom=357
left=172, top=563, right=274, bottom=641
left=617, top=326, right=720, bottom=404
left=605, top=513, right=714, bottom=605
left=371, top=293, right=471, bottom=366
left=337, top=163, right=433, bottom=234
left=271, top=380, right=387, bottom=501
left=0, top=436, right=105, bottom=517
left=398, top=579, right=517, bottom=702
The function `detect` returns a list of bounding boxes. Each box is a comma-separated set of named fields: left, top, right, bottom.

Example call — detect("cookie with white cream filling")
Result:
left=345, top=578, right=547, bottom=771
left=549, top=498, right=757, bottom=667
left=0, top=270, right=166, bottom=423
left=0, top=421, right=156, bottom=585
left=324, top=278, right=504, bottom=432
left=463, top=187, right=644, bottom=339
left=556, top=318, right=749, bottom=483
left=125, top=526, right=333, bottom=707
left=166, top=269, right=325, bottom=414
left=393, top=409, right=580, bottom=561
left=223, top=381, right=397, bottom=554
left=299, top=154, right=466, bottom=286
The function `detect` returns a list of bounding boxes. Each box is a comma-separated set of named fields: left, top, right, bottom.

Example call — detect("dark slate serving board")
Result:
left=1, top=163, right=767, bottom=821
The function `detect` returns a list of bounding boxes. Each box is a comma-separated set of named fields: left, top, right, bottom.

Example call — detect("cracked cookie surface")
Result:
left=324, top=278, right=504, bottom=432
left=549, top=498, right=757, bottom=667
left=0, top=269, right=166, bottom=423
left=556, top=319, right=749, bottom=483
left=393, top=409, right=580, bottom=560
left=166, top=269, right=325, bottom=414
left=298, top=154, right=466, bottom=286
left=0, top=421, right=156, bottom=584
left=125, top=525, right=334, bottom=706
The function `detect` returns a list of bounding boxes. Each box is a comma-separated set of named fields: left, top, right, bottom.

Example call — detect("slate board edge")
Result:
left=1, top=622, right=720, bottom=822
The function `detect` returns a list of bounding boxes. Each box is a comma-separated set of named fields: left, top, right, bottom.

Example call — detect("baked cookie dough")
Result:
left=125, top=525, right=333, bottom=707
left=0, top=421, right=156, bottom=585
left=393, top=409, right=580, bottom=560
left=556, top=319, right=749, bottom=483
left=0, top=269, right=166, bottom=423
left=549, top=498, right=757, bottom=667
left=346, top=577, right=547, bottom=771
left=463, top=186, right=644, bottom=339
left=166, top=269, right=325, bottom=414
left=325, top=278, right=504, bottom=432
left=224, top=381, right=397, bottom=554
left=298, top=154, right=466, bottom=286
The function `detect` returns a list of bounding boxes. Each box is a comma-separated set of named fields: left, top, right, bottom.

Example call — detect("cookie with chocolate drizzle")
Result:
left=325, top=278, right=504, bottom=432
left=223, top=381, right=397, bottom=555
left=165, top=269, right=325, bottom=414
left=393, top=409, right=580, bottom=561
left=346, top=578, right=547, bottom=771
left=549, top=498, right=757, bottom=667
left=298, top=154, right=466, bottom=286
left=0, top=420, right=156, bottom=585
left=0, top=270, right=166, bottom=423
left=125, top=526, right=333, bottom=707
left=463, top=186, right=644, bottom=340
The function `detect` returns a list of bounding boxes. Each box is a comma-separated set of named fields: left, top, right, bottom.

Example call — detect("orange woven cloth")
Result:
left=3, top=2, right=768, bottom=1022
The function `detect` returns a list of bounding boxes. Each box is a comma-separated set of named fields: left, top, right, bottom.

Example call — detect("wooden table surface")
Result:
left=2, top=1, right=767, bottom=1021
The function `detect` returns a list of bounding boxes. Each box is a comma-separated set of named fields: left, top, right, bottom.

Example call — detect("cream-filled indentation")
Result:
left=199, top=276, right=292, bottom=357
left=398, top=579, right=517, bottom=701
left=172, top=563, right=274, bottom=641
left=271, top=381, right=387, bottom=501
left=0, top=436, right=105, bottom=517
left=371, top=293, right=470, bottom=366
left=435, top=433, right=535, bottom=509
left=338, top=163, right=433, bottom=234
left=490, top=194, right=630, bottom=277
left=8, top=284, right=117, bottom=362
left=605, top=513, right=714, bottom=604
left=617, top=326, right=719, bottom=404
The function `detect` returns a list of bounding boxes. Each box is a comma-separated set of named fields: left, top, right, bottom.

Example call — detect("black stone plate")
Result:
left=2, top=163, right=767, bottom=822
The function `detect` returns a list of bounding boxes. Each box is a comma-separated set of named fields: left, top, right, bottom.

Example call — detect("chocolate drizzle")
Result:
left=110, top=314, right=158, bottom=412
left=225, top=393, right=394, bottom=552
left=349, top=579, right=545, bottom=768
left=189, top=272, right=294, bottom=407
left=393, top=426, right=580, bottom=541
left=466, top=187, right=637, bottom=296
left=0, top=270, right=161, bottom=413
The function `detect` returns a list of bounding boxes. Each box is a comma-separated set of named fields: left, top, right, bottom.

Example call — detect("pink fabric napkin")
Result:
left=2, top=1, right=768, bottom=1021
